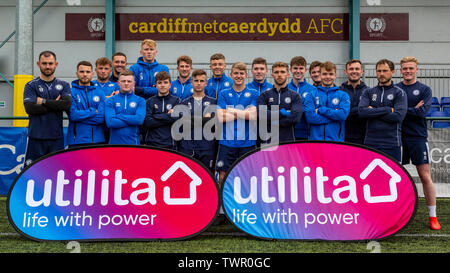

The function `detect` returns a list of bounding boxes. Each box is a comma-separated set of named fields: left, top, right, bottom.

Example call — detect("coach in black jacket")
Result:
left=257, top=62, right=302, bottom=145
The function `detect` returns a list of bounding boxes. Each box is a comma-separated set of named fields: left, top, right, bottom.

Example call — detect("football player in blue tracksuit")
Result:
left=105, top=70, right=146, bottom=145
left=23, top=51, right=72, bottom=166
left=144, top=71, right=180, bottom=150
left=67, top=61, right=106, bottom=147
left=247, top=78, right=272, bottom=94
left=170, top=55, right=194, bottom=101
left=92, top=57, right=120, bottom=143
left=129, top=39, right=169, bottom=99
left=216, top=62, right=259, bottom=185
left=205, top=73, right=233, bottom=99
left=340, top=59, right=370, bottom=145
left=94, top=80, right=119, bottom=99
left=358, top=59, right=407, bottom=162
left=178, top=69, right=217, bottom=170
left=303, top=62, right=350, bottom=142
left=288, top=80, right=316, bottom=140
left=247, top=57, right=273, bottom=94
left=205, top=53, right=233, bottom=99
left=171, top=77, right=193, bottom=101
left=258, top=62, right=302, bottom=144
left=287, top=56, right=317, bottom=140
left=92, top=57, right=120, bottom=98
left=397, top=56, right=440, bottom=230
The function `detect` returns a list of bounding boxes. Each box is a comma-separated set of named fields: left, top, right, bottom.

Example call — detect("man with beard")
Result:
left=358, top=59, right=407, bottom=162
left=23, top=50, right=72, bottom=166
left=93, top=57, right=120, bottom=99
left=109, top=52, right=128, bottom=83
left=258, top=61, right=302, bottom=144
left=205, top=53, right=233, bottom=99
left=340, top=59, right=369, bottom=144
left=67, top=61, right=106, bottom=147
left=170, top=55, right=194, bottom=101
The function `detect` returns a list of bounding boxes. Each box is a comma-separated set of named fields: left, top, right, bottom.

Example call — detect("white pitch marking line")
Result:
left=394, top=233, right=450, bottom=237
left=0, top=233, right=20, bottom=236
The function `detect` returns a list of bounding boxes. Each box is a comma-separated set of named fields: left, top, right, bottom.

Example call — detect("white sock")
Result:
left=428, top=206, right=437, bottom=217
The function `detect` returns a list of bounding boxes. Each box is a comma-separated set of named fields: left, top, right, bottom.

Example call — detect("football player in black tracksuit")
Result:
left=257, top=62, right=302, bottom=145
left=178, top=69, right=217, bottom=171
left=143, top=71, right=180, bottom=150
left=358, top=59, right=407, bottom=163
left=396, top=56, right=441, bottom=230
left=340, top=59, right=370, bottom=145
left=23, top=51, right=72, bottom=166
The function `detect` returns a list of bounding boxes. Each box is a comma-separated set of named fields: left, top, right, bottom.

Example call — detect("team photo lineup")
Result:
left=23, top=38, right=441, bottom=231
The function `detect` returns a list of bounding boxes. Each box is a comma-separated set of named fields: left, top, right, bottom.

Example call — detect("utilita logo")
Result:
left=222, top=142, right=417, bottom=241
left=8, top=146, right=219, bottom=241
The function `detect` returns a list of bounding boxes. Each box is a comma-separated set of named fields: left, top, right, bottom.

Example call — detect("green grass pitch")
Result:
left=0, top=197, right=448, bottom=253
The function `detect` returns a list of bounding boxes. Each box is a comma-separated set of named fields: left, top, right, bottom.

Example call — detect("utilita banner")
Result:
left=222, top=142, right=417, bottom=241
left=7, top=146, right=219, bottom=241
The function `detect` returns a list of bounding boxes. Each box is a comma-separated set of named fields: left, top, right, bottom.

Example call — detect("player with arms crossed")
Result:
left=396, top=56, right=441, bottom=230
left=23, top=50, right=72, bottom=165
left=67, top=61, right=106, bottom=147
left=303, top=61, right=350, bottom=141
left=104, top=69, right=146, bottom=144
left=216, top=62, right=258, bottom=185
left=143, top=71, right=180, bottom=150
left=130, top=39, right=170, bottom=99
left=358, top=59, right=407, bottom=162
left=178, top=69, right=217, bottom=170
left=257, top=61, right=302, bottom=144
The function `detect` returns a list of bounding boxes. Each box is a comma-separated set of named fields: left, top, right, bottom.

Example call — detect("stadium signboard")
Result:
left=7, top=146, right=219, bottom=241
left=65, top=13, right=409, bottom=41
left=222, top=142, right=417, bottom=241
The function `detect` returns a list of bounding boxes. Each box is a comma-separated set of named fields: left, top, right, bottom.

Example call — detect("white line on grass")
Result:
left=0, top=233, right=19, bottom=236
left=395, top=233, right=450, bottom=237
left=200, top=232, right=450, bottom=238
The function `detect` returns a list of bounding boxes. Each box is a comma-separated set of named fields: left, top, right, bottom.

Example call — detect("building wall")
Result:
left=0, top=0, right=449, bottom=121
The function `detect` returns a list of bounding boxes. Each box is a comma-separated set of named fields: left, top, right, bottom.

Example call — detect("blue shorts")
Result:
left=366, top=144, right=402, bottom=163
left=402, top=140, right=430, bottom=165
left=179, top=147, right=215, bottom=170
left=24, top=137, right=65, bottom=166
left=216, top=145, right=256, bottom=172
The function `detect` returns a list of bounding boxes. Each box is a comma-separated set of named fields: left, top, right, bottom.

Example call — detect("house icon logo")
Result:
left=161, top=161, right=202, bottom=205
left=360, top=158, right=402, bottom=203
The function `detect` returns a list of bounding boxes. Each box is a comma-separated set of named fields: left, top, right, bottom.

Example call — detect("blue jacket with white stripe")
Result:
left=67, top=80, right=105, bottom=145
left=304, top=85, right=350, bottom=141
